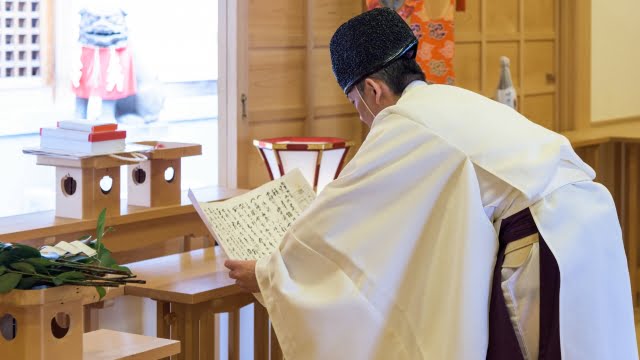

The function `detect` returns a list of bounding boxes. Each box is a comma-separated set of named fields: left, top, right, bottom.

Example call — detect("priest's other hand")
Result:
left=225, top=259, right=260, bottom=293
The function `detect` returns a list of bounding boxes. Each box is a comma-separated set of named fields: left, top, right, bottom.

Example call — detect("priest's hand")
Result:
left=225, top=259, right=260, bottom=293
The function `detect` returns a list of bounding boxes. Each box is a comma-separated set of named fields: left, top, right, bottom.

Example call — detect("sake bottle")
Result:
left=496, top=56, right=517, bottom=109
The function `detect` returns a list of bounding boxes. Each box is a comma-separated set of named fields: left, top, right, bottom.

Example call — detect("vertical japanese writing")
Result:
left=197, top=169, right=316, bottom=260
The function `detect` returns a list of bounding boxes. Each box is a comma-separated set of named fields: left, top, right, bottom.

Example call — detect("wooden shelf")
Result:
left=0, top=186, right=247, bottom=256
left=83, top=329, right=180, bottom=360
left=562, top=121, right=640, bottom=148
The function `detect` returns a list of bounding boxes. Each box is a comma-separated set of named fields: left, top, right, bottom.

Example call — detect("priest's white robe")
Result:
left=255, top=82, right=638, bottom=359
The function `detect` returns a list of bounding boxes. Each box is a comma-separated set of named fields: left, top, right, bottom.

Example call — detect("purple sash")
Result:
left=486, top=208, right=561, bottom=360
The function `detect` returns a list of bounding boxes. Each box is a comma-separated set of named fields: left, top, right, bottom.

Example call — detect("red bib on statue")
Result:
left=71, top=46, right=136, bottom=100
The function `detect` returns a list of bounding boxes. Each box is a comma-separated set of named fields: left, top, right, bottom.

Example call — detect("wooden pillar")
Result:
left=228, top=309, right=241, bottom=360
left=199, top=310, right=216, bottom=360
left=254, top=303, right=269, bottom=360
left=172, top=303, right=200, bottom=360
left=270, top=325, right=284, bottom=360
left=624, top=143, right=639, bottom=306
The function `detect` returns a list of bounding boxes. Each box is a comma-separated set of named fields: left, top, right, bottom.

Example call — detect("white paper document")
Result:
left=189, top=169, right=316, bottom=260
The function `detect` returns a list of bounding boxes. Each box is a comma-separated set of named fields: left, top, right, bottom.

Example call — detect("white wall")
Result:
left=591, top=0, right=640, bottom=121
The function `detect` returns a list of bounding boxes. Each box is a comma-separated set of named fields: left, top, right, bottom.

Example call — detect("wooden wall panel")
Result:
left=453, top=43, right=481, bottom=93
left=312, top=0, right=362, bottom=46
left=486, top=0, right=519, bottom=34
left=249, top=49, right=306, bottom=122
left=522, top=94, right=554, bottom=129
left=454, top=0, right=558, bottom=129
left=310, top=115, right=361, bottom=139
left=524, top=40, right=555, bottom=92
left=309, top=115, right=363, bottom=163
left=244, top=1, right=562, bottom=188
left=525, top=0, right=555, bottom=34
left=248, top=120, right=306, bottom=187
left=312, top=48, right=353, bottom=117
left=243, top=0, right=362, bottom=190
left=484, top=42, right=520, bottom=96
left=249, top=0, right=305, bottom=48
left=455, top=0, right=481, bottom=35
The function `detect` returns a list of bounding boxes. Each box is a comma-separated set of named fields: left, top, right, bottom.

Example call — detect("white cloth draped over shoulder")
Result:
left=255, top=83, right=637, bottom=359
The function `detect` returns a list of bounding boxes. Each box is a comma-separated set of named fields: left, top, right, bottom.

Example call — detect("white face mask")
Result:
left=356, top=86, right=375, bottom=118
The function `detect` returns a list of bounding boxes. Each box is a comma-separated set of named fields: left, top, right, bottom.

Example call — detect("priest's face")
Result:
left=348, top=87, right=376, bottom=127
left=347, top=78, right=399, bottom=127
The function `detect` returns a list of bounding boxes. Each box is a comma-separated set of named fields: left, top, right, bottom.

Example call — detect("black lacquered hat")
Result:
left=329, top=7, right=418, bottom=94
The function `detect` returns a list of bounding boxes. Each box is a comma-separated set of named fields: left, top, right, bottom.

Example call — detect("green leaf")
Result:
left=96, top=208, right=107, bottom=242
left=10, top=262, right=36, bottom=274
left=16, top=276, right=41, bottom=290
left=53, top=271, right=87, bottom=286
left=98, top=251, right=117, bottom=268
left=0, top=265, right=6, bottom=275
left=0, top=273, right=22, bottom=293
left=96, top=208, right=107, bottom=260
left=0, top=252, right=11, bottom=266
left=9, top=244, right=41, bottom=259
left=25, top=258, right=53, bottom=273
left=95, top=286, right=106, bottom=300
left=111, top=264, right=132, bottom=274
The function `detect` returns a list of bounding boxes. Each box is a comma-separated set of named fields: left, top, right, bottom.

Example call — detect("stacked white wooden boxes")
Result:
left=34, top=126, right=201, bottom=219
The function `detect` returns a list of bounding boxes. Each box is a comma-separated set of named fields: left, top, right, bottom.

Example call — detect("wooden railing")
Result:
left=562, top=122, right=640, bottom=307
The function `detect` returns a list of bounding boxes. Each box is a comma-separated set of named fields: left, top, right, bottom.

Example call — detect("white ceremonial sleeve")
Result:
left=256, top=114, right=499, bottom=359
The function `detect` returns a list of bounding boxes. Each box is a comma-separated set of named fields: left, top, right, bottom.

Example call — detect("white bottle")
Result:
left=496, top=56, right=517, bottom=109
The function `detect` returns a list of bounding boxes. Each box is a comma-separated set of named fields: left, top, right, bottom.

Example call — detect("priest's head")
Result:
left=330, top=7, right=425, bottom=126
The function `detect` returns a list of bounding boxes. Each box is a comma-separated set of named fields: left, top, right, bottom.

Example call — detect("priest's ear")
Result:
left=362, top=78, right=385, bottom=105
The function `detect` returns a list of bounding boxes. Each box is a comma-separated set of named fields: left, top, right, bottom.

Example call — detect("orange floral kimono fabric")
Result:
left=366, top=0, right=455, bottom=85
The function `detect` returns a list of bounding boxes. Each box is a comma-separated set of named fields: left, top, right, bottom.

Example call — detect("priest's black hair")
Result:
left=355, top=57, right=426, bottom=96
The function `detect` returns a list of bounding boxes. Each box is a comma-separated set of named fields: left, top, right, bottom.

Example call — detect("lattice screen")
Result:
left=0, top=0, right=41, bottom=81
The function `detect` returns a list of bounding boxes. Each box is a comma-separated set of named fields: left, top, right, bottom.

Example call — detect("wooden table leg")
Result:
left=625, top=144, right=639, bottom=307
left=254, top=302, right=269, bottom=360
left=199, top=309, right=216, bottom=360
left=184, top=234, right=196, bottom=252
left=228, top=309, right=241, bottom=360
left=83, top=304, right=99, bottom=332
left=270, top=325, right=283, bottom=360
left=173, top=303, right=201, bottom=360
left=156, top=301, right=173, bottom=360
left=157, top=301, right=171, bottom=338
left=215, top=314, right=220, bottom=360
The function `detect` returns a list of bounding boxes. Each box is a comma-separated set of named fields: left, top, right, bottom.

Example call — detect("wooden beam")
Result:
left=625, top=144, right=639, bottom=307
left=559, top=0, right=591, bottom=130
left=305, top=0, right=315, bottom=135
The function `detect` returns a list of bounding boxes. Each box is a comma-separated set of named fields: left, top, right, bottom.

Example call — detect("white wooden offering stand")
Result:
left=30, top=142, right=201, bottom=219
left=127, top=142, right=202, bottom=207
left=0, top=285, right=180, bottom=359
